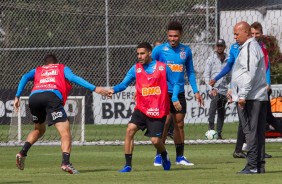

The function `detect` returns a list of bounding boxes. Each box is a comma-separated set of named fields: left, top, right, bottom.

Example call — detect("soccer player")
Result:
left=108, top=42, right=181, bottom=172
left=14, top=54, right=109, bottom=174
left=203, top=39, right=230, bottom=139
left=231, top=21, right=267, bottom=174
left=152, top=21, right=203, bottom=166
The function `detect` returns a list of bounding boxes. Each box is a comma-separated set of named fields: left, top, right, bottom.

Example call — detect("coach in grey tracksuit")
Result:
left=232, top=22, right=268, bottom=174
left=204, top=39, right=230, bottom=139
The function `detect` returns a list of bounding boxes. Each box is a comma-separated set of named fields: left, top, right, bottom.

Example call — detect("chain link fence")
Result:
left=0, top=0, right=217, bottom=89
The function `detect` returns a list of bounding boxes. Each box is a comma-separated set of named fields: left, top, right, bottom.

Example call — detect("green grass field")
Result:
left=1, top=143, right=282, bottom=184
left=0, top=123, right=240, bottom=142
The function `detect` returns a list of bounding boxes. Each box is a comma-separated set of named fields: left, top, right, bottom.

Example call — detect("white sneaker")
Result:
left=175, top=156, right=194, bottom=166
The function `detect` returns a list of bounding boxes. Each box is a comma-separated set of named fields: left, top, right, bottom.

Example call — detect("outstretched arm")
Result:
left=112, top=65, right=136, bottom=93
left=64, top=67, right=108, bottom=96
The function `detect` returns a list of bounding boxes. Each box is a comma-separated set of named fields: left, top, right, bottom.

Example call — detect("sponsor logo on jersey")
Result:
left=51, top=111, right=63, bottom=120
left=32, top=116, right=38, bottom=121
left=163, top=46, right=169, bottom=51
left=142, top=86, right=161, bottom=96
left=40, top=77, right=55, bottom=83
left=41, top=69, right=58, bottom=76
left=136, top=68, right=142, bottom=73
left=42, top=64, right=58, bottom=68
left=146, top=108, right=160, bottom=116
left=167, top=64, right=183, bottom=72
left=158, top=66, right=164, bottom=71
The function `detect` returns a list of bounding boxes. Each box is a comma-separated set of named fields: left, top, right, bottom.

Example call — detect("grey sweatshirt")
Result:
left=204, top=52, right=230, bottom=95
left=231, top=37, right=268, bottom=101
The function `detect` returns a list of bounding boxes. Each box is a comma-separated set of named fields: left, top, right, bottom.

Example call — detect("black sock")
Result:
left=160, top=150, right=168, bottom=160
left=19, top=142, right=32, bottom=156
left=62, top=152, right=70, bottom=165
left=175, top=143, right=184, bottom=157
left=125, top=154, right=132, bottom=166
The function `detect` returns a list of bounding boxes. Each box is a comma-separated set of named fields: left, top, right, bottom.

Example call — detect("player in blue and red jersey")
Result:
left=14, top=54, right=109, bottom=174
left=109, top=42, right=181, bottom=172
left=152, top=21, right=204, bottom=166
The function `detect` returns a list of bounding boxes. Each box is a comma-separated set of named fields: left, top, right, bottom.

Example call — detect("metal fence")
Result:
left=0, top=0, right=217, bottom=89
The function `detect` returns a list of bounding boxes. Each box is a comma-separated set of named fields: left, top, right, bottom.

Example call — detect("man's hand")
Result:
left=14, top=97, right=20, bottom=112
left=226, top=89, right=232, bottom=103
left=238, top=99, right=246, bottom=109
left=173, top=101, right=182, bottom=111
left=195, top=92, right=204, bottom=107
left=132, top=92, right=137, bottom=101
left=95, top=87, right=110, bottom=96
left=209, top=79, right=216, bottom=87
left=107, top=89, right=114, bottom=98
left=209, top=89, right=218, bottom=96
left=266, top=85, right=270, bottom=92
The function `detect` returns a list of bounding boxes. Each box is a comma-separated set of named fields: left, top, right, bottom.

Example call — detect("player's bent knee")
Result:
left=151, top=137, right=161, bottom=145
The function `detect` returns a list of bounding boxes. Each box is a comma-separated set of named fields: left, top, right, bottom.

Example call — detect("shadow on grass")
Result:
left=171, top=167, right=217, bottom=171
left=79, top=168, right=116, bottom=173
left=265, top=170, right=282, bottom=174
left=0, top=182, right=32, bottom=184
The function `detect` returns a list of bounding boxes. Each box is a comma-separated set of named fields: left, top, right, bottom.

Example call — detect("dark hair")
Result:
left=153, top=40, right=162, bottom=47
left=167, top=21, right=183, bottom=33
left=137, top=42, right=152, bottom=51
left=251, top=22, right=263, bottom=34
left=43, top=54, right=58, bottom=65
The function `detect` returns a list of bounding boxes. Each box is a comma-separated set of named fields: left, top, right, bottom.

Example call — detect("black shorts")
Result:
left=129, top=109, right=166, bottom=138
left=169, top=92, right=187, bottom=114
left=28, top=92, right=67, bottom=126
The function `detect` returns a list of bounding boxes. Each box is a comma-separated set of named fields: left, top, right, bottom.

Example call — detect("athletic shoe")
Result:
left=154, top=154, right=162, bottom=166
left=61, top=163, right=79, bottom=174
left=233, top=152, right=247, bottom=158
left=175, top=156, right=194, bottom=166
left=119, top=165, right=132, bottom=172
left=162, top=155, right=171, bottom=171
left=16, top=153, right=25, bottom=170
left=237, top=167, right=258, bottom=174
left=265, top=153, right=272, bottom=158
left=217, top=134, right=223, bottom=140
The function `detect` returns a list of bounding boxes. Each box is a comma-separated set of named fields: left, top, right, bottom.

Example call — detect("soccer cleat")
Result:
left=119, top=165, right=132, bottom=172
left=154, top=154, right=162, bottom=166
left=175, top=156, right=194, bottom=166
left=61, top=163, right=79, bottom=174
left=162, top=155, right=171, bottom=171
left=233, top=152, right=247, bottom=158
left=16, top=153, right=26, bottom=170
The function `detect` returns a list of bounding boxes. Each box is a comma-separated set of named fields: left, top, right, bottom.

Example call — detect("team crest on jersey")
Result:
left=163, top=46, right=169, bottom=51
left=158, top=66, right=164, bottom=71
left=136, top=68, right=142, bottom=73
left=180, top=51, right=186, bottom=59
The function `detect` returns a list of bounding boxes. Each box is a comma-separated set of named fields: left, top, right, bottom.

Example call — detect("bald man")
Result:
left=231, top=21, right=268, bottom=174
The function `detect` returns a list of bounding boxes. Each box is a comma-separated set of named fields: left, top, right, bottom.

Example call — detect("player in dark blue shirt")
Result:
left=152, top=21, right=204, bottom=166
